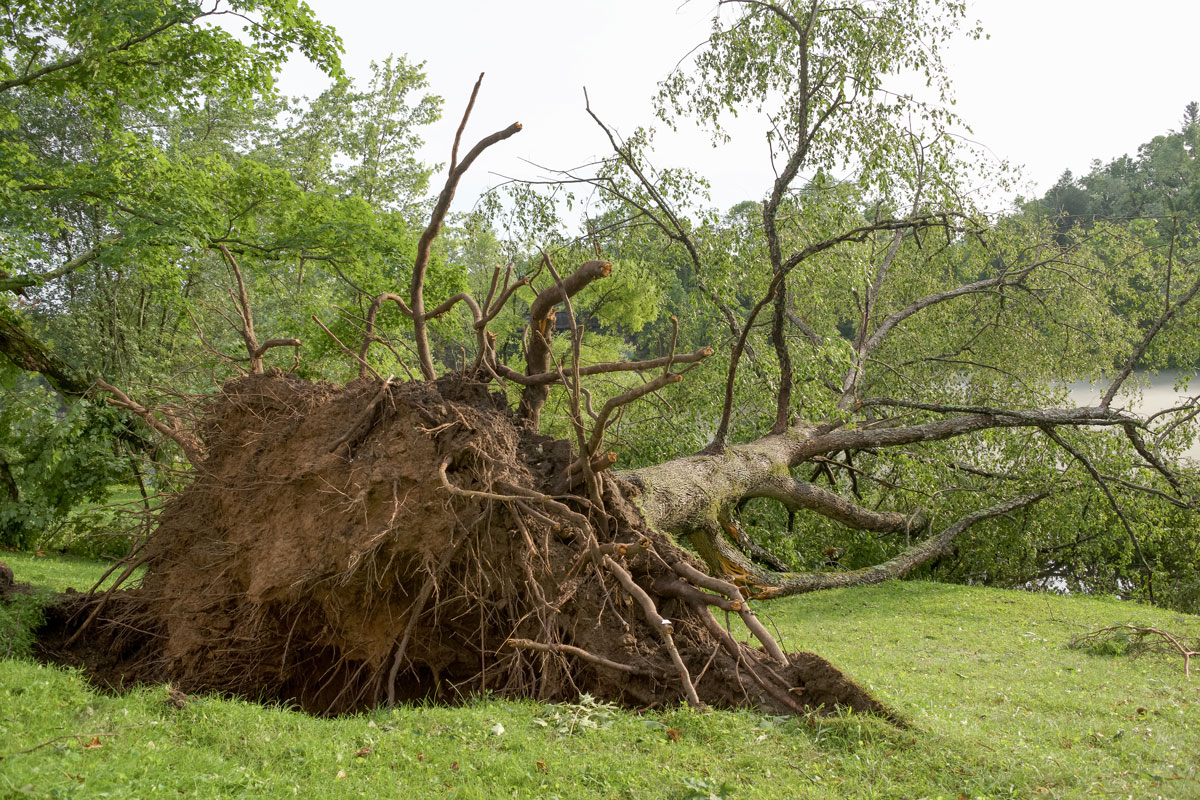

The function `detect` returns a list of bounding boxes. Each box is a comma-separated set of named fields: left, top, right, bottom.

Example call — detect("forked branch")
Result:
left=94, top=380, right=205, bottom=465
left=410, top=74, right=522, bottom=380
left=691, top=490, right=1051, bottom=599
left=214, top=244, right=301, bottom=373
left=517, top=258, right=612, bottom=426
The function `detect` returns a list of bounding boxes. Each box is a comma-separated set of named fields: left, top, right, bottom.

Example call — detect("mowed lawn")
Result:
left=1, top=551, right=1197, bottom=799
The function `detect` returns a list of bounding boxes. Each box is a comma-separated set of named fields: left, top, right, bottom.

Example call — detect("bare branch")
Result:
left=314, top=315, right=383, bottom=381
left=494, top=346, right=712, bottom=387
left=587, top=369, right=692, bottom=457
left=411, top=74, right=521, bottom=379
left=252, top=338, right=302, bottom=360
left=1103, top=260, right=1200, bottom=408
left=214, top=244, right=302, bottom=374
left=94, top=380, right=204, bottom=465
left=583, top=90, right=745, bottom=341
left=749, top=474, right=929, bottom=535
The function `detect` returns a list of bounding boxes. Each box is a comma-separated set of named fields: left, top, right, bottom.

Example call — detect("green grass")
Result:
left=1, top=550, right=136, bottom=594
left=2, top=555, right=1198, bottom=799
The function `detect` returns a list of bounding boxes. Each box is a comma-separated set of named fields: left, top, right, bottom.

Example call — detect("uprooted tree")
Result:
left=8, top=1, right=1200, bottom=716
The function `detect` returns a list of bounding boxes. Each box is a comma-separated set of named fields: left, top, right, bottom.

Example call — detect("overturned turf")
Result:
left=36, top=372, right=892, bottom=720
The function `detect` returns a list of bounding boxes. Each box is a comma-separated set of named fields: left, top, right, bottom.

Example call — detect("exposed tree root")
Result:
left=36, top=373, right=896, bottom=723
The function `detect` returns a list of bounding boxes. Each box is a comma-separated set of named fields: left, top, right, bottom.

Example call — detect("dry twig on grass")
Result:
left=1070, top=624, right=1198, bottom=678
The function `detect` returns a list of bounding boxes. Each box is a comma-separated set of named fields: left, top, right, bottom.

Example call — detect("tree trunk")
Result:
left=626, top=418, right=1066, bottom=597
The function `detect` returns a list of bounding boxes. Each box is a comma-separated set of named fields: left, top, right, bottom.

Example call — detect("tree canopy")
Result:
left=2, top=0, right=1199, bottom=624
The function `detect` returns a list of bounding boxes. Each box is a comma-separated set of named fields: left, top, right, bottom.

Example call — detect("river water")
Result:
left=1066, top=370, right=1199, bottom=461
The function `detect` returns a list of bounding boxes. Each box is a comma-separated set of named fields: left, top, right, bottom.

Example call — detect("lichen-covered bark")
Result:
left=625, top=410, right=1120, bottom=597
left=627, top=425, right=817, bottom=531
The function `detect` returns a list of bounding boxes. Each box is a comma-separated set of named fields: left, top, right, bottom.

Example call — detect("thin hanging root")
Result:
left=495, top=480, right=594, bottom=530
left=64, top=554, right=150, bottom=648
left=693, top=643, right=723, bottom=687
left=511, top=512, right=552, bottom=606
left=683, top=597, right=806, bottom=715
left=602, top=555, right=702, bottom=708
left=513, top=499, right=561, bottom=532
left=329, top=377, right=393, bottom=455
left=384, top=534, right=468, bottom=706
left=503, top=638, right=663, bottom=677
left=672, top=560, right=788, bottom=664
left=86, top=539, right=147, bottom=595
left=437, top=460, right=591, bottom=532
left=384, top=578, right=437, bottom=707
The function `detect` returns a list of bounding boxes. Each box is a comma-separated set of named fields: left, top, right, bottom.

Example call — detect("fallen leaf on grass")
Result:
left=354, top=747, right=372, bottom=758
left=82, top=737, right=104, bottom=750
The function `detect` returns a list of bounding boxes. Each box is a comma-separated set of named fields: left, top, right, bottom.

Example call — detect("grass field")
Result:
left=1, top=552, right=1197, bottom=799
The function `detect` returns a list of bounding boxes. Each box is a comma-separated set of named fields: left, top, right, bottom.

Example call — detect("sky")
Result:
left=275, top=1, right=1200, bottom=215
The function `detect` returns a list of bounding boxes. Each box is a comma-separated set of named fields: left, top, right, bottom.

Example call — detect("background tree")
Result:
left=0, top=1, right=451, bottom=547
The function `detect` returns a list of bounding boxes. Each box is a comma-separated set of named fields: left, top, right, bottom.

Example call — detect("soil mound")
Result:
left=0, top=561, right=31, bottom=600
left=39, top=373, right=890, bottom=719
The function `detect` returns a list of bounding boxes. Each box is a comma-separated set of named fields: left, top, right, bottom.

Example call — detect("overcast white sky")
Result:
left=276, top=1, right=1200, bottom=214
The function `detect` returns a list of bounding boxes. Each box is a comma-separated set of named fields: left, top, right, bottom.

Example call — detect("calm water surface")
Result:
left=1067, top=370, right=1199, bottom=461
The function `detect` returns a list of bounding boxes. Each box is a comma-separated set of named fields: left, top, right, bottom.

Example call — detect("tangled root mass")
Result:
left=38, top=373, right=891, bottom=720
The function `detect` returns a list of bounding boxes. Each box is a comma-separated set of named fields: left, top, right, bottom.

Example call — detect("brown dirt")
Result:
left=36, top=372, right=892, bottom=720
left=37, top=590, right=165, bottom=690
left=0, top=560, right=32, bottom=600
